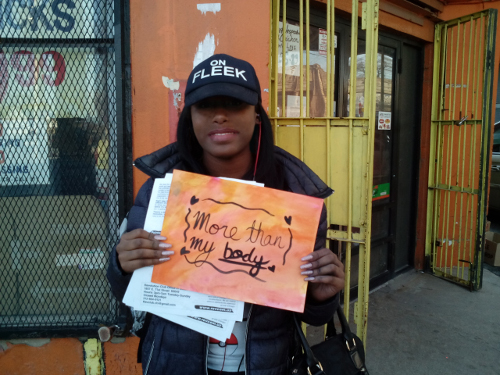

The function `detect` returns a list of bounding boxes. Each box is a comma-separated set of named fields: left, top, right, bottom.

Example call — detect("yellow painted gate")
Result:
left=269, top=0, right=380, bottom=343
left=426, top=9, right=497, bottom=290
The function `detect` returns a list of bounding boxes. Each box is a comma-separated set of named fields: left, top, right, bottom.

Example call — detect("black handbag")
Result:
left=291, top=306, right=369, bottom=375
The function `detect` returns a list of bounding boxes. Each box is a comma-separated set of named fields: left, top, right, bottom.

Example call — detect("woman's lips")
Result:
left=208, top=129, right=239, bottom=142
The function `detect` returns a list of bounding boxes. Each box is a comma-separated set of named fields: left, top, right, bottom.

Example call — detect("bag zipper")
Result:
left=144, top=338, right=155, bottom=375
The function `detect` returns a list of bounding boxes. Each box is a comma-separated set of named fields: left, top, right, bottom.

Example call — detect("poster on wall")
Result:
left=378, top=111, right=392, bottom=130
left=0, top=47, right=104, bottom=118
left=0, top=120, right=50, bottom=186
left=319, top=29, right=326, bottom=55
left=278, top=21, right=301, bottom=77
left=318, top=29, right=337, bottom=56
left=372, top=183, right=390, bottom=201
left=286, top=95, right=307, bottom=117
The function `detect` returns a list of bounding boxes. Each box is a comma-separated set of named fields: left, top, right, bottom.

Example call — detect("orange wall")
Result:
left=103, top=338, right=142, bottom=375
left=0, top=338, right=85, bottom=375
left=129, top=0, right=271, bottom=195
left=0, top=337, right=142, bottom=375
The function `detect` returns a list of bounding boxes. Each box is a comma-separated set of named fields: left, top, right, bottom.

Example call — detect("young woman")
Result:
left=107, top=54, right=345, bottom=375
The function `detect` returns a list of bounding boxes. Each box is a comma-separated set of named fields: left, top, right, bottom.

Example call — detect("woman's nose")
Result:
left=212, top=107, right=228, bottom=123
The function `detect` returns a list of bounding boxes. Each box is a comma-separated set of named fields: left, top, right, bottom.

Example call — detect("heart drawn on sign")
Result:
left=190, top=196, right=199, bottom=205
left=180, top=246, right=190, bottom=255
left=284, top=216, right=292, bottom=225
left=268, top=265, right=276, bottom=273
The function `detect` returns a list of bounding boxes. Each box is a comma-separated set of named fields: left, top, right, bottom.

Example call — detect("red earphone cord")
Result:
left=253, top=121, right=262, bottom=181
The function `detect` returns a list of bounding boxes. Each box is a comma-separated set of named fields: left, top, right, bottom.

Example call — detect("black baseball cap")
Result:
left=184, top=54, right=262, bottom=107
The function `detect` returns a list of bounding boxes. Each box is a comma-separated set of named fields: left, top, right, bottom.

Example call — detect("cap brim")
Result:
left=185, top=82, right=259, bottom=107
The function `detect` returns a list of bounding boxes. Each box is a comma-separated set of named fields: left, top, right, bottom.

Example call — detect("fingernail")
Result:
left=300, top=263, right=312, bottom=269
left=159, top=257, right=170, bottom=262
left=304, top=277, right=315, bottom=281
left=155, top=235, right=167, bottom=240
left=301, top=270, right=313, bottom=275
left=301, top=255, right=313, bottom=261
left=162, top=251, right=174, bottom=256
left=159, top=243, right=172, bottom=249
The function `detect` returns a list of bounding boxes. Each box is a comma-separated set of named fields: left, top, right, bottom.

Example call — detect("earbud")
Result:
left=253, top=115, right=262, bottom=181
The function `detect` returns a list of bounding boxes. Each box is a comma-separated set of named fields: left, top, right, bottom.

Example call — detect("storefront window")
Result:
left=277, top=20, right=338, bottom=118
left=0, top=0, right=120, bottom=334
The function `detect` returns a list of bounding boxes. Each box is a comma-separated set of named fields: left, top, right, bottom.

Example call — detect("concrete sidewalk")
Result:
left=360, top=269, right=500, bottom=375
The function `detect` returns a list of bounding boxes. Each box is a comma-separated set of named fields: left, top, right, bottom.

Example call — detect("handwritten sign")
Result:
left=151, top=170, right=324, bottom=312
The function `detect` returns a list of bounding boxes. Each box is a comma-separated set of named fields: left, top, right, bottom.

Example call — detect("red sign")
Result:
left=0, top=49, right=66, bottom=103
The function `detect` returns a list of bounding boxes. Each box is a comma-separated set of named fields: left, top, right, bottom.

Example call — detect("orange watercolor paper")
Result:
left=151, top=170, right=324, bottom=313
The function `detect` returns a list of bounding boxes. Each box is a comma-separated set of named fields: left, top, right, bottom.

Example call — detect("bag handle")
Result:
left=334, top=307, right=369, bottom=373
left=321, top=305, right=351, bottom=340
left=293, top=314, right=326, bottom=375
left=294, top=306, right=370, bottom=375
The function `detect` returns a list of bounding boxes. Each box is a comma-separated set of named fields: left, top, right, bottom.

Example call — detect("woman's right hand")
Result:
left=116, top=229, right=174, bottom=274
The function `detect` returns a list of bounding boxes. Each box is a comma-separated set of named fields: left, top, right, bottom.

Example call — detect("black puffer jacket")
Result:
left=107, top=142, right=338, bottom=375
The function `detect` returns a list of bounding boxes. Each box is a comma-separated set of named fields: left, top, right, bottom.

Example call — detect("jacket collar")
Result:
left=133, top=143, right=184, bottom=178
left=134, top=142, right=333, bottom=199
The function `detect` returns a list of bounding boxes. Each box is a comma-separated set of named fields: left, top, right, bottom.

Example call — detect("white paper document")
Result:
left=143, top=174, right=173, bottom=235
left=123, top=174, right=250, bottom=340
left=161, top=314, right=234, bottom=341
left=123, top=266, right=244, bottom=320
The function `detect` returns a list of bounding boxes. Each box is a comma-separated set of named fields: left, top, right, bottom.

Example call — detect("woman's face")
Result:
left=191, top=96, right=258, bottom=166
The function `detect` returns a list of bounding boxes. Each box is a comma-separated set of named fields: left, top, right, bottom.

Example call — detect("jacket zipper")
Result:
left=205, top=336, right=209, bottom=375
left=243, top=305, right=253, bottom=375
left=144, top=338, right=155, bottom=375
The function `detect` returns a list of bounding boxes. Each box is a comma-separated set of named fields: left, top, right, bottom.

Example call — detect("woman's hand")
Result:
left=116, top=229, right=174, bottom=274
left=300, top=248, right=345, bottom=303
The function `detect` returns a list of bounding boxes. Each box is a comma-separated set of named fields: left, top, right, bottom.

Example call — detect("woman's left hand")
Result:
left=300, top=248, right=345, bottom=303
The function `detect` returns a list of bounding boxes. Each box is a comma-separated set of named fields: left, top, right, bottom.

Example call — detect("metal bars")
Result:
left=269, top=0, right=379, bottom=344
left=426, top=9, right=497, bottom=290
left=356, top=0, right=379, bottom=342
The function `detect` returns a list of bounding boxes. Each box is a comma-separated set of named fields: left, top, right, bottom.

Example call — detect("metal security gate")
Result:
left=270, top=0, right=379, bottom=343
left=426, top=10, right=497, bottom=290
left=0, top=0, right=129, bottom=337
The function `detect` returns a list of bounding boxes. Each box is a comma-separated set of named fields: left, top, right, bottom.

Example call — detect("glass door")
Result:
left=347, top=39, right=398, bottom=285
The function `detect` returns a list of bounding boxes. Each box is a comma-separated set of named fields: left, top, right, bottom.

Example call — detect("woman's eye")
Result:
left=224, top=99, right=244, bottom=108
left=195, top=101, right=211, bottom=109
left=194, top=98, right=244, bottom=110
